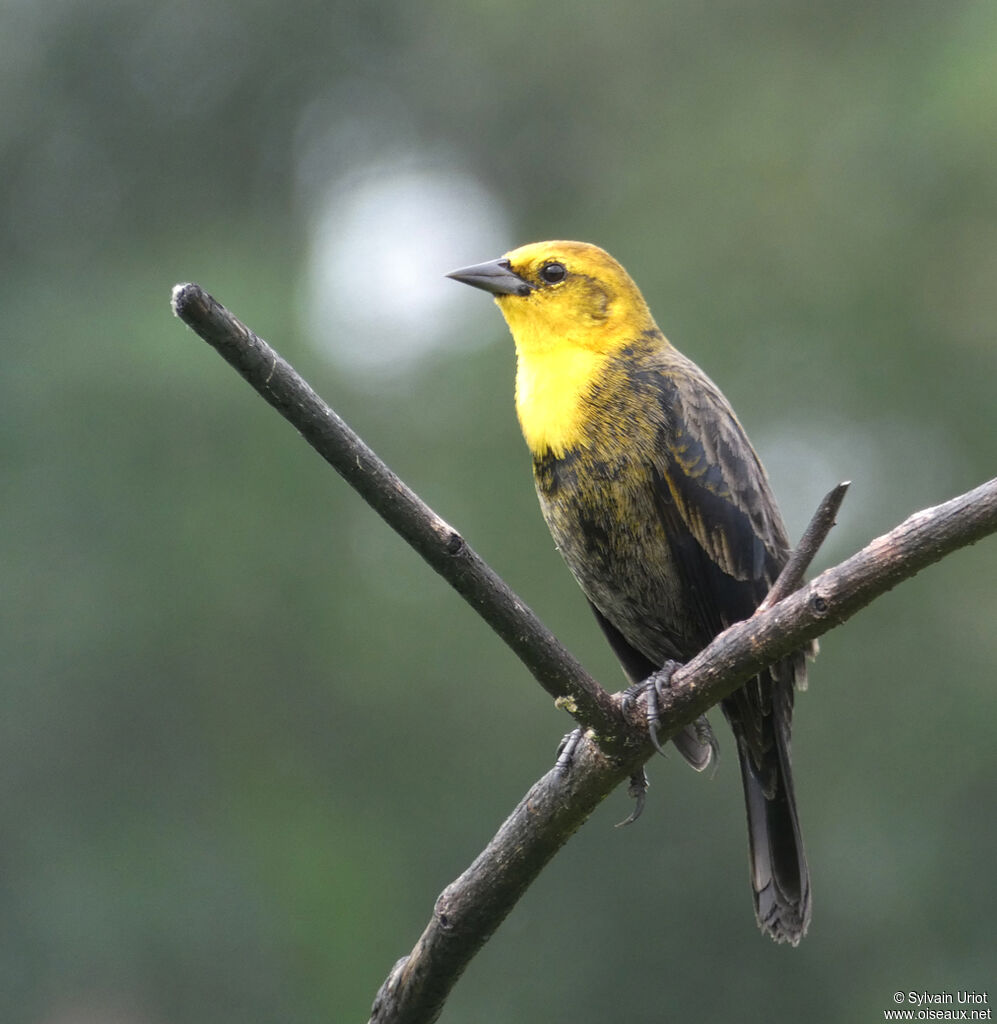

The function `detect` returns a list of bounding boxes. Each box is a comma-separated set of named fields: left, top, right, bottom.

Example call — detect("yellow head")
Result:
left=448, top=241, right=662, bottom=456
left=449, top=240, right=656, bottom=356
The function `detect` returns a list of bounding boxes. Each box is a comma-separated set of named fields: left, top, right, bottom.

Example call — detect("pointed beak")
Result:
left=446, top=258, right=534, bottom=297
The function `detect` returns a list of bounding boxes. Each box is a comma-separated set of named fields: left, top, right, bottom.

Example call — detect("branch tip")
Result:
left=758, top=481, right=850, bottom=612
left=170, top=281, right=200, bottom=319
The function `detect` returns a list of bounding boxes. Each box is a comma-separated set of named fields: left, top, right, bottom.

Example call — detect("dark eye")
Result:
left=539, top=261, right=566, bottom=284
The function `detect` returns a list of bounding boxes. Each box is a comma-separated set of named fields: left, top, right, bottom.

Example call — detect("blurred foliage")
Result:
left=1, top=2, right=995, bottom=1022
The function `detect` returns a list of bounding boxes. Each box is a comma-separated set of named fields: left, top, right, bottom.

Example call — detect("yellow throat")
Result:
left=511, top=342, right=608, bottom=458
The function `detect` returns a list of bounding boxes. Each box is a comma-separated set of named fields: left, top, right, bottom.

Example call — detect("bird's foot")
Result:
left=621, top=660, right=681, bottom=755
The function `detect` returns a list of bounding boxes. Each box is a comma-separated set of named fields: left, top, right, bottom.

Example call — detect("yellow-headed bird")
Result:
left=448, top=241, right=812, bottom=945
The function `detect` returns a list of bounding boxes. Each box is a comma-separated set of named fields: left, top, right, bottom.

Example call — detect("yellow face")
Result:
left=495, top=240, right=655, bottom=356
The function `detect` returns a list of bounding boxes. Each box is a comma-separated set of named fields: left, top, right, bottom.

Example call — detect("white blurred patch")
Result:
left=759, top=414, right=969, bottom=562
left=300, top=162, right=510, bottom=378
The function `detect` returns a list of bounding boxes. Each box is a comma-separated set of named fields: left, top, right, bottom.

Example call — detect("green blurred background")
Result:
left=2, top=2, right=995, bottom=1021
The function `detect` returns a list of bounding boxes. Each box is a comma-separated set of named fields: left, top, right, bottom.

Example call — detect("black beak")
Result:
left=446, top=258, right=534, bottom=297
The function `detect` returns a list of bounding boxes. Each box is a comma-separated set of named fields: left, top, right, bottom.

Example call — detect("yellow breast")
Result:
left=514, top=343, right=608, bottom=458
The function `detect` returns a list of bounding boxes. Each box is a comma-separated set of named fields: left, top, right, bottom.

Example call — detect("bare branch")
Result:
left=171, top=283, right=623, bottom=744
left=367, top=477, right=997, bottom=1024
left=371, top=738, right=627, bottom=1024
left=171, top=283, right=997, bottom=1024
left=651, top=476, right=997, bottom=731
left=758, top=480, right=850, bottom=611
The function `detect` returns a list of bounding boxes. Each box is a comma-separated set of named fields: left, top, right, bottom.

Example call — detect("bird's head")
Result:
left=448, top=241, right=657, bottom=356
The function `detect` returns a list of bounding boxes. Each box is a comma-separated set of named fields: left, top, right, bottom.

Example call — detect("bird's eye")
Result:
left=539, top=261, right=566, bottom=284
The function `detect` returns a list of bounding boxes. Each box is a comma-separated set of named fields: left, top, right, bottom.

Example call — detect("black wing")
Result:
left=647, top=354, right=812, bottom=943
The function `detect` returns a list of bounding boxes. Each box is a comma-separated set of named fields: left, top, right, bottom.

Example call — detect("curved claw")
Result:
left=644, top=683, right=667, bottom=756
left=615, top=770, right=648, bottom=827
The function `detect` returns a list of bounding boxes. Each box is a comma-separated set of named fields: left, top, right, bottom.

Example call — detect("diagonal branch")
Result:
left=171, top=282, right=624, bottom=745
left=171, top=282, right=997, bottom=1024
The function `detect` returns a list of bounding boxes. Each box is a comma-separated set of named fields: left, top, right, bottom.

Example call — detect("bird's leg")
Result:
left=615, top=769, right=648, bottom=827
left=621, top=660, right=681, bottom=756
left=554, top=728, right=584, bottom=773
left=558, top=728, right=648, bottom=825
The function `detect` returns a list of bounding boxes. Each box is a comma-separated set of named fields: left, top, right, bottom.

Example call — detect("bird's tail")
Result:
left=735, top=716, right=811, bottom=945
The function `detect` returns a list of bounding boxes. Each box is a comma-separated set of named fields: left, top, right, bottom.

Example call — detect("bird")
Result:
left=447, top=240, right=812, bottom=945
